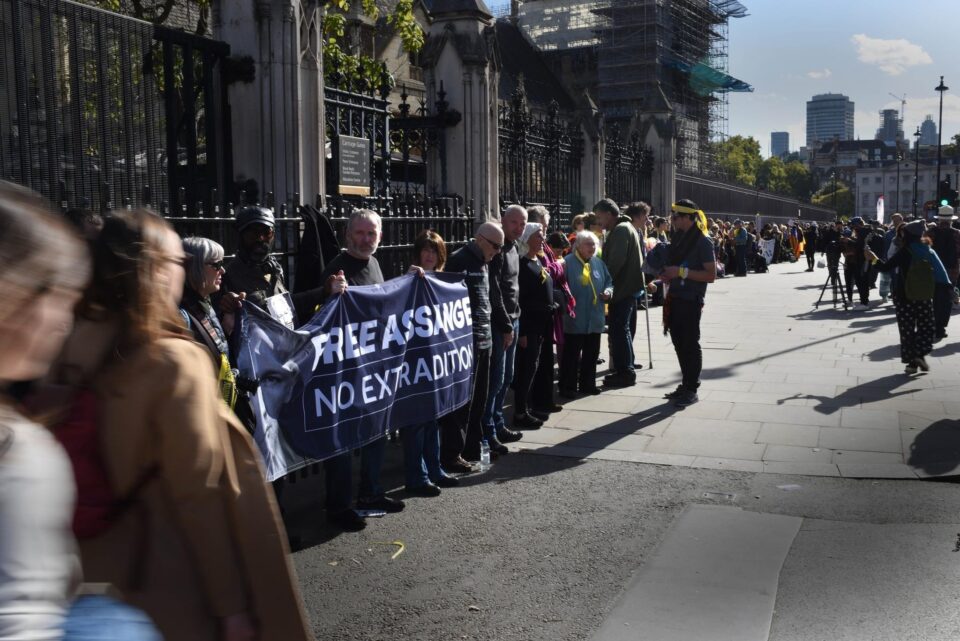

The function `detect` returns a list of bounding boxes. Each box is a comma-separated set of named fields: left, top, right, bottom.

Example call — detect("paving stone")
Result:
left=831, top=450, right=904, bottom=465
left=761, top=461, right=840, bottom=477
left=757, top=423, right=820, bottom=447
left=663, top=417, right=761, bottom=442
left=818, top=428, right=903, bottom=453
left=728, top=404, right=841, bottom=427
left=839, top=408, right=902, bottom=429
left=837, top=463, right=919, bottom=479
left=763, top=444, right=833, bottom=463
left=690, top=457, right=764, bottom=473
left=644, top=437, right=767, bottom=461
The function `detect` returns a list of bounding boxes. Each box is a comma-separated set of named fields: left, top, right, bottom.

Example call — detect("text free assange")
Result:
left=309, top=295, right=473, bottom=370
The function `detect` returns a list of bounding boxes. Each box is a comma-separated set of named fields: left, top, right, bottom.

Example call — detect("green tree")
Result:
left=716, top=135, right=762, bottom=185
left=943, top=132, right=960, bottom=157
left=812, top=182, right=853, bottom=218
left=756, top=157, right=789, bottom=194
left=783, top=161, right=815, bottom=201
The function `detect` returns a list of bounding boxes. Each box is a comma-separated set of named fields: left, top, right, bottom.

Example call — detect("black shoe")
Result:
left=514, top=413, right=543, bottom=429
left=558, top=387, right=578, bottom=399
left=663, top=385, right=686, bottom=399
left=434, top=475, right=460, bottom=488
left=328, top=509, right=366, bottom=532
left=673, top=390, right=699, bottom=407
left=534, top=403, right=564, bottom=414
left=497, top=428, right=523, bottom=443
left=357, top=495, right=405, bottom=513
left=580, top=386, right=602, bottom=395
left=604, top=374, right=636, bottom=388
left=488, top=438, right=509, bottom=455
left=529, top=409, right=551, bottom=422
left=405, top=483, right=441, bottom=497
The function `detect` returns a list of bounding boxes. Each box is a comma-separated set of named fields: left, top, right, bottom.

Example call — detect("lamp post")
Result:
left=831, top=170, right=838, bottom=217
left=935, top=75, right=949, bottom=202
left=895, top=150, right=903, bottom=212
left=913, top=126, right=921, bottom=217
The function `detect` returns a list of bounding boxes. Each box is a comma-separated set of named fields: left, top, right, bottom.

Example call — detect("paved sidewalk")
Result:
left=515, top=262, right=960, bottom=479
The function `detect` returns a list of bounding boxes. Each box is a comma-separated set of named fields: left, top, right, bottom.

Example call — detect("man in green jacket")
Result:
left=593, top=198, right=644, bottom=387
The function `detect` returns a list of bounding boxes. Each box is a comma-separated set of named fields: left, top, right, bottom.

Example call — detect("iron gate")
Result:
left=604, top=126, right=653, bottom=207
left=0, top=0, right=232, bottom=214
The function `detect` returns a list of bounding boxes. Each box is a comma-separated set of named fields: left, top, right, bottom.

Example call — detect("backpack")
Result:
left=905, top=248, right=935, bottom=302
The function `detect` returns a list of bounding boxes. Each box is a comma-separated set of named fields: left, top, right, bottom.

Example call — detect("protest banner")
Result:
left=761, top=238, right=776, bottom=265
left=236, top=273, right=474, bottom=481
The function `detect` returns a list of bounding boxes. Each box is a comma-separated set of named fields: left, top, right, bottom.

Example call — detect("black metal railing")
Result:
left=604, top=126, right=654, bottom=207
left=324, top=81, right=391, bottom=198
left=0, top=0, right=232, bottom=215
left=498, top=85, right=584, bottom=229
left=389, top=83, right=460, bottom=199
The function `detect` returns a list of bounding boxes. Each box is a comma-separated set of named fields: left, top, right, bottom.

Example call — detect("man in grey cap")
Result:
left=220, top=205, right=289, bottom=314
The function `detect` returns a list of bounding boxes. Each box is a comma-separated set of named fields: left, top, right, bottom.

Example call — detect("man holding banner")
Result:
left=441, top=222, right=506, bottom=467
left=318, top=209, right=403, bottom=531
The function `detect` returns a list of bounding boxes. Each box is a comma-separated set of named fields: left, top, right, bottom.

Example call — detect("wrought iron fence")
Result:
left=604, top=126, right=654, bottom=207
left=498, top=87, right=584, bottom=229
left=389, top=83, right=460, bottom=199
left=324, top=81, right=391, bottom=198
left=0, top=0, right=232, bottom=214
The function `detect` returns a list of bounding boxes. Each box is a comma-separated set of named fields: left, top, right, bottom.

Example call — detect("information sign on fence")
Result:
left=338, top=135, right=371, bottom=196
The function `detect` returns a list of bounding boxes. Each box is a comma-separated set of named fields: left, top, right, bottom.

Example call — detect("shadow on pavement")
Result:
left=932, top=341, right=960, bottom=357
left=779, top=373, right=918, bottom=414
left=907, top=419, right=960, bottom=476
left=867, top=343, right=902, bottom=361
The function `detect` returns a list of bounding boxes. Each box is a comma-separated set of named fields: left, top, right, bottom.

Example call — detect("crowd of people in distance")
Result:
left=3, top=172, right=957, bottom=640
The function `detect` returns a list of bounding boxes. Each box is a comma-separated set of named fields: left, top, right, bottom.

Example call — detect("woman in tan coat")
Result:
left=59, top=210, right=313, bottom=641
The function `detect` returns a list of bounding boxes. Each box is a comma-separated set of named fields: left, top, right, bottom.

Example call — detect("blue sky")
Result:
left=727, top=0, right=960, bottom=155
left=489, top=0, right=960, bottom=156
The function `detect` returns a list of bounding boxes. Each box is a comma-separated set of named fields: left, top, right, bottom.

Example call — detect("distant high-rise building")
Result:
left=771, top=132, right=789, bottom=158
left=875, top=109, right=903, bottom=147
left=919, top=115, right=937, bottom=147
left=806, top=93, right=855, bottom=147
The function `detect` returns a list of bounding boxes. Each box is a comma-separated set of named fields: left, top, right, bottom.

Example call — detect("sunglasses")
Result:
left=206, top=260, right=225, bottom=270
left=479, top=234, right=503, bottom=252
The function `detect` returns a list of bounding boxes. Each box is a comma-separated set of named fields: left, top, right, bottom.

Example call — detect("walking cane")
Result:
left=641, top=270, right=654, bottom=369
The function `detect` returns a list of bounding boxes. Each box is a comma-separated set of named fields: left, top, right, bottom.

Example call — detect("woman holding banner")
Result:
left=59, top=210, right=313, bottom=641
left=402, top=230, right=461, bottom=495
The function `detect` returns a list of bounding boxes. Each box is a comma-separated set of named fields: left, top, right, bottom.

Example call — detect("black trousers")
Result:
left=514, top=322, right=549, bottom=415
left=844, top=264, right=869, bottom=305
left=559, top=332, right=601, bottom=392
left=806, top=248, right=816, bottom=270
left=933, top=282, right=954, bottom=337
left=667, top=298, right=703, bottom=390
left=531, top=329, right=556, bottom=412
left=735, top=245, right=747, bottom=276
left=440, top=343, right=490, bottom=462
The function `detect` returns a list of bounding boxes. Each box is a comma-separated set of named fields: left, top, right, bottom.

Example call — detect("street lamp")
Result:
left=895, top=150, right=903, bottom=212
left=936, top=75, right=949, bottom=202
left=831, top=170, right=838, bottom=217
left=913, top=126, right=921, bottom=217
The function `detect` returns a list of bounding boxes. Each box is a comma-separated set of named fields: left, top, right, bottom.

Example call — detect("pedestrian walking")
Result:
left=926, top=205, right=960, bottom=341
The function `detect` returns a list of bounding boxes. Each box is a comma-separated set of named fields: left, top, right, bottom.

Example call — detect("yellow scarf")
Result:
left=671, top=203, right=710, bottom=236
left=575, top=250, right=598, bottom=304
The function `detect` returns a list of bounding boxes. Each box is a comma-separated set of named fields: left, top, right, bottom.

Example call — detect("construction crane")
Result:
left=889, top=92, right=907, bottom=124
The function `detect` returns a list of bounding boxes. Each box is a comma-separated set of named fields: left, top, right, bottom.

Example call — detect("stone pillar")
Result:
left=640, top=115, right=677, bottom=215
left=215, top=0, right=325, bottom=206
left=579, top=106, right=605, bottom=209
left=420, top=2, right=500, bottom=222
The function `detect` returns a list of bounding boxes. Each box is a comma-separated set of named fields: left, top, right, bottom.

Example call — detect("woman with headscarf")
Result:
left=866, top=220, right=948, bottom=374
left=58, top=209, right=314, bottom=641
left=513, top=223, right=557, bottom=428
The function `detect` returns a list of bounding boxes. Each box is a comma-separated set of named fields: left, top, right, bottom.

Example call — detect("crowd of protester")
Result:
left=4, top=171, right=959, bottom=639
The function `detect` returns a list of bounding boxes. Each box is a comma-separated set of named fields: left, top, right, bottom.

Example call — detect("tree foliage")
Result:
left=783, top=161, right=815, bottom=202
left=716, top=135, right=762, bottom=186
left=322, top=0, right=424, bottom=93
left=812, top=181, right=853, bottom=218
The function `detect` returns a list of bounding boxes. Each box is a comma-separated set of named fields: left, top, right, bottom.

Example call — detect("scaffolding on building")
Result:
left=516, top=0, right=752, bottom=176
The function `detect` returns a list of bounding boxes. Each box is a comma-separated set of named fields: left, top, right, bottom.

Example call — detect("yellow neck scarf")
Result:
left=576, top=250, right=598, bottom=304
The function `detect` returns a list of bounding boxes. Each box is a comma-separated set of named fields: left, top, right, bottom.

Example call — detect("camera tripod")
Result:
left=815, top=258, right=849, bottom=309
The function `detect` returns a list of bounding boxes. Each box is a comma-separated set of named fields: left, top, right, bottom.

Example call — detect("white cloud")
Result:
left=851, top=34, right=932, bottom=76
left=806, top=68, right=832, bottom=80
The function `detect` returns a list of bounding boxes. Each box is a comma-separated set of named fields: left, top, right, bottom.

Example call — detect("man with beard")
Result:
left=660, top=199, right=716, bottom=407
left=316, top=209, right=404, bottom=531
left=220, top=206, right=288, bottom=315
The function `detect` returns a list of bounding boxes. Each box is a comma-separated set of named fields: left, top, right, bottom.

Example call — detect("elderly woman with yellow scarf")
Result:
left=559, top=231, right=613, bottom=397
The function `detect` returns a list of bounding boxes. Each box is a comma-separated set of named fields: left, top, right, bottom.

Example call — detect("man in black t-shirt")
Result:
left=660, top=199, right=717, bottom=407
left=320, top=209, right=404, bottom=532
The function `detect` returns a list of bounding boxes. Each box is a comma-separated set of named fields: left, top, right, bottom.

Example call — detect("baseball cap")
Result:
left=236, top=206, right=275, bottom=232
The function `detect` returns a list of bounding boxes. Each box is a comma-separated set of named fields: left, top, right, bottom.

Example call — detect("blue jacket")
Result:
left=562, top=252, right=613, bottom=334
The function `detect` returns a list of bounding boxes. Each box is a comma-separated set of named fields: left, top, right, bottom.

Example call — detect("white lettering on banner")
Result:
left=310, top=295, right=473, bottom=371
left=310, top=342, right=474, bottom=419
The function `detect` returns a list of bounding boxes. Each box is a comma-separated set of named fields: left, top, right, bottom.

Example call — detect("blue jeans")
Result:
left=63, top=596, right=161, bottom=641
left=324, top=437, right=386, bottom=512
left=607, top=297, right=635, bottom=378
left=482, top=318, right=519, bottom=437
left=402, top=421, right=446, bottom=487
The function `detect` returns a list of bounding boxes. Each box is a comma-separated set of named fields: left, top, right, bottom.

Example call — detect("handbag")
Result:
left=816, top=258, right=826, bottom=269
